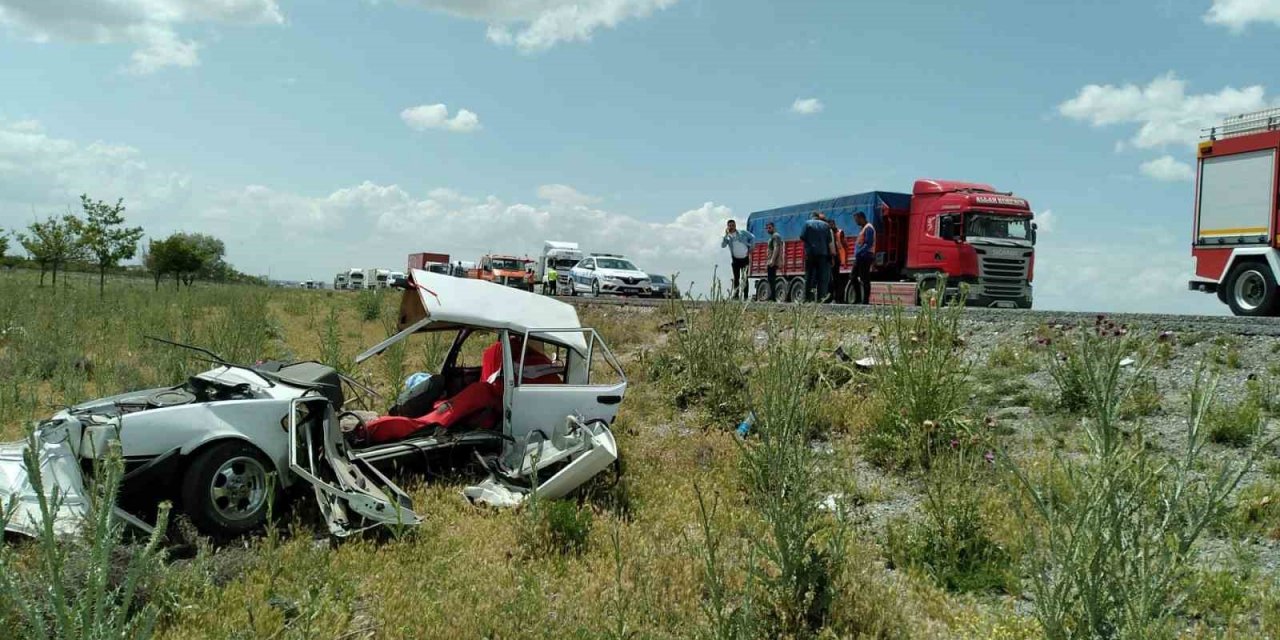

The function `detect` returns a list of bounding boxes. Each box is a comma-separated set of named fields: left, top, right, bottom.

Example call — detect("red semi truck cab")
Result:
left=1188, top=108, right=1280, bottom=316
left=746, top=179, right=1036, bottom=307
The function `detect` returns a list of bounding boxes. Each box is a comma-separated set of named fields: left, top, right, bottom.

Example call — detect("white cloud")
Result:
left=0, top=0, right=283, bottom=73
left=400, top=104, right=482, bottom=133
left=1059, top=72, right=1269, bottom=150
left=1139, top=155, right=1196, bottom=182
left=1034, top=209, right=1054, bottom=233
left=1205, top=0, right=1280, bottom=30
left=399, top=0, right=678, bottom=52
left=790, top=97, right=824, bottom=115
left=536, top=183, right=600, bottom=206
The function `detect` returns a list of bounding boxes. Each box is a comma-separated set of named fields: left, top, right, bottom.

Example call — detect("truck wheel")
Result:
left=773, top=279, right=789, bottom=302
left=788, top=278, right=806, bottom=303
left=844, top=280, right=859, bottom=305
left=754, top=280, right=771, bottom=302
left=1226, top=263, right=1279, bottom=316
left=180, top=441, right=279, bottom=539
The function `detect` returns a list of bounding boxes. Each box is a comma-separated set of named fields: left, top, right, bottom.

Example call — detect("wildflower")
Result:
left=949, top=438, right=960, bottom=450
left=923, top=420, right=937, bottom=432
left=984, top=450, right=995, bottom=464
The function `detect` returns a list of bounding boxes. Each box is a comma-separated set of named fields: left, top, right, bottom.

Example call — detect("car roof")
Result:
left=400, top=270, right=580, bottom=331
left=358, top=271, right=586, bottom=363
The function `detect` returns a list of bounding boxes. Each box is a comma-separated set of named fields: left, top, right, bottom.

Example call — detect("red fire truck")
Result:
left=1188, top=108, right=1280, bottom=316
left=746, top=179, right=1037, bottom=307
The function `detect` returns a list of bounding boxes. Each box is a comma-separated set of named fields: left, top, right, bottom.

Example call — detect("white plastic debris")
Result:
left=854, top=357, right=878, bottom=370
left=1119, top=357, right=1135, bottom=367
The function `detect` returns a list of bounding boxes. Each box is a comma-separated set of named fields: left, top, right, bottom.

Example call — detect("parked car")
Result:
left=567, top=255, right=652, bottom=297
left=1, top=272, right=627, bottom=539
left=645, top=274, right=678, bottom=299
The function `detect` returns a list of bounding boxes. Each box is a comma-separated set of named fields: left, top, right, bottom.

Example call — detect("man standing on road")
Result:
left=801, top=212, right=832, bottom=302
left=544, top=264, right=558, bottom=296
left=827, top=217, right=847, bottom=300
left=765, top=221, right=783, bottom=301
left=852, top=211, right=876, bottom=304
left=721, top=220, right=755, bottom=300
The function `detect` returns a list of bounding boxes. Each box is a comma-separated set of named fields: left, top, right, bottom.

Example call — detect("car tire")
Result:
left=1225, top=262, right=1280, bottom=317
left=788, top=278, right=806, bottom=304
left=591, top=279, right=601, bottom=297
left=181, top=440, right=279, bottom=539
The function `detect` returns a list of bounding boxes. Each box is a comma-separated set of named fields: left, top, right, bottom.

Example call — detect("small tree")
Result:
left=149, top=233, right=206, bottom=289
left=71, top=195, right=144, bottom=296
left=18, top=215, right=83, bottom=288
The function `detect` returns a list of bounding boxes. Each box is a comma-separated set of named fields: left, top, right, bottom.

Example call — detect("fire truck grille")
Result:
left=977, top=251, right=1031, bottom=299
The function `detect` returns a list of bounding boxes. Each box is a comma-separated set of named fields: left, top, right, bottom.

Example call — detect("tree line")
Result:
left=0, top=194, right=264, bottom=294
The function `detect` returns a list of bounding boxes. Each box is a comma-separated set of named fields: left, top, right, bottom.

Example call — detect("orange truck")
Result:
left=477, top=254, right=537, bottom=291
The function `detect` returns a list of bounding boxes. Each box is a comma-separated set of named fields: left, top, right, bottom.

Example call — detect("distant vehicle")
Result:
left=388, top=271, right=408, bottom=289
left=346, top=268, right=366, bottom=290
left=538, top=241, right=583, bottom=296
left=478, top=254, right=536, bottom=291
left=366, top=268, right=392, bottom=290
left=334, top=272, right=348, bottom=290
left=408, top=252, right=450, bottom=273
left=746, top=179, right=1036, bottom=307
left=1189, top=108, right=1280, bottom=316
left=646, top=274, right=678, bottom=299
left=567, top=255, right=651, bottom=297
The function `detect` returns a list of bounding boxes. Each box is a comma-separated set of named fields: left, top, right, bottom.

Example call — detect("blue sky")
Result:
left=1, top=0, right=1278, bottom=313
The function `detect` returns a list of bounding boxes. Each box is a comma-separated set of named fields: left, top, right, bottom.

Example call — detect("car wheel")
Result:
left=773, top=279, right=789, bottom=302
left=788, top=278, right=806, bottom=303
left=591, top=279, right=601, bottom=297
left=1226, top=262, right=1280, bottom=316
left=181, top=440, right=279, bottom=539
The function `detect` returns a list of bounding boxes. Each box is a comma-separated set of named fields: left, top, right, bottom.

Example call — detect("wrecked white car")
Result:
left=1, top=271, right=626, bottom=539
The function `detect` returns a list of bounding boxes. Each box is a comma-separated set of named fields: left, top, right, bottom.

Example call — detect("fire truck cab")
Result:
left=1189, top=108, right=1280, bottom=316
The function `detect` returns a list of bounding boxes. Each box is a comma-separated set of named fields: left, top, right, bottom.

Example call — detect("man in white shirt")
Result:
left=721, top=219, right=755, bottom=300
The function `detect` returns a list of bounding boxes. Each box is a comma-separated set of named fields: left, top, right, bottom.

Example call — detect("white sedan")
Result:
left=567, top=256, right=652, bottom=297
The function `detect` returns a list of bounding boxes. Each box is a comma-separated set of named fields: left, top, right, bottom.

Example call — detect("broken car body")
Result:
left=1, top=271, right=627, bottom=539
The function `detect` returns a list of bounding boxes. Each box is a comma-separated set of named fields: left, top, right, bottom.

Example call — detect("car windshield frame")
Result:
left=596, top=258, right=639, bottom=271
left=963, top=211, right=1033, bottom=242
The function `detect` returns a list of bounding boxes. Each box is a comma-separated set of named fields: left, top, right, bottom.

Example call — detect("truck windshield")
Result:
left=964, top=213, right=1032, bottom=241
left=490, top=258, right=528, bottom=270
left=597, top=258, right=639, bottom=271
left=553, top=258, right=579, bottom=270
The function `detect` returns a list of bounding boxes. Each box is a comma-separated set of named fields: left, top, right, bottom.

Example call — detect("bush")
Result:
left=862, top=287, right=971, bottom=469
left=886, top=449, right=1014, bottom=594
left=1007, top=325, right=1270, bottom=639
left=354, top=288, right=383, bottom=322
left=652, top=283, right=751, bottom=424
left=1207, top=400, right=1262, bottom=447
left=739, top=306, right=843, bottom=637
left=523, top=499, right=593, bottom=556
left=1119, top=373, right=1162, bottom=419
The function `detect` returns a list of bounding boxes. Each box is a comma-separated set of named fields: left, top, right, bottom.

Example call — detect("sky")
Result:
left=1, top=0, right=1279, bottom=314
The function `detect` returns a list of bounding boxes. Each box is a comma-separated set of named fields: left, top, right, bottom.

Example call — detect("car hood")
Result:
left=595, top=269, right=649, bottom=280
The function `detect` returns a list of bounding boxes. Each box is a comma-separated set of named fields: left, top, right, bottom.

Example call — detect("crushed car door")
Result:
left=287, top=396, right=420, bottom=537
left=499, top=329, right=626, bottom=488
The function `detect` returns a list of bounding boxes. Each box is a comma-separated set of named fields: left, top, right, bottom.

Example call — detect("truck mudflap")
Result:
left=0, top=423, right=90, bottom=538
left=464, top=416, right=618, bottom=508
left=287, top=397, right=421, bottom=537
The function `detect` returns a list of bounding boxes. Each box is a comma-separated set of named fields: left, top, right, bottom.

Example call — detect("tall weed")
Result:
left=652, top=281, right=751, bottom=423
left=1007, top=324, right=1271, bottom=640
left=863, top=289, right=970, bottom=469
